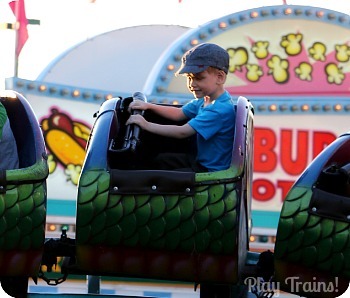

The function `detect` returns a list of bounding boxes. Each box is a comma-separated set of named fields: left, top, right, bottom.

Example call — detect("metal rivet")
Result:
left=185, top=188, right=191, bottom=192
left=113, top=186, right=118, bottom=191
left=152, top=185, right=157, bottom=190
left=312, top=207, right=317, bottom=212
left=0, top=186, right=3, bottom=190
left=347, top=215, right=350, bottom=221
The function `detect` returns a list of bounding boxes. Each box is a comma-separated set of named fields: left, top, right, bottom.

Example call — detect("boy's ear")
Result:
left=217, top=69, right=226, bottom=83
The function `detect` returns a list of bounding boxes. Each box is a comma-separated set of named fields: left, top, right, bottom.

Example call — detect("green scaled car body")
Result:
left=76, top=94, right=254, bottom=289
left=0, top=91, right=49, bottom=293
left=275, top=131, right=350, bottom=297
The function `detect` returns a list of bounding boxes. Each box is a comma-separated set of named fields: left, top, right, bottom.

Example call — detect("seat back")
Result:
left=0, top=91, right=48, bottom=278
left=274, top=132, right=350, bottom=297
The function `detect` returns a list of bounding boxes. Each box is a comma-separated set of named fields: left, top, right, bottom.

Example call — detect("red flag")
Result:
left=9, top=0, right=29, bottom=57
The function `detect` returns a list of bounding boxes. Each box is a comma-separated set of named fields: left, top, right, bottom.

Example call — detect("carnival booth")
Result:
left=4, top=4, right=350, bottom=298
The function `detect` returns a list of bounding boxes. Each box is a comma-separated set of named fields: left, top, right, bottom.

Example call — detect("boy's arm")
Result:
left=145, top=122, right=195, bottom=139
left=126, top=114, right=195, bottom=139
left=129, top=100, right=187, bottom=122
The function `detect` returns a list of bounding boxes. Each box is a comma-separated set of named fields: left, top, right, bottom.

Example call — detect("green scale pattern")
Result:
left=77, top=170, right=239, bottom=255
left=274, top=186, right=350, bottom=278
left=0, top=182, right=46, bottom=251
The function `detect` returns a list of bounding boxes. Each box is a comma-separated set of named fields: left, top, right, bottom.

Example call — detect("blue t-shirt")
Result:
left=0, top=103, right=19, bottom=170
left=182, top=90, right=236, bottom=172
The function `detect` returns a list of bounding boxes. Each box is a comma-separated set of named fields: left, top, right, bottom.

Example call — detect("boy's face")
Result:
left=185, top=68, right=225, bottom=99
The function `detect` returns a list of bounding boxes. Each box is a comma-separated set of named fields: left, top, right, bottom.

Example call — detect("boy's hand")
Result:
left=125, top=114, right=148, bottom=130
left=128, top=100, right=148, bottom=113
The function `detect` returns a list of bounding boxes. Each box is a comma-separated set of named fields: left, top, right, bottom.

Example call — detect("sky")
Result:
left=1, top=0, right=350, bottom=88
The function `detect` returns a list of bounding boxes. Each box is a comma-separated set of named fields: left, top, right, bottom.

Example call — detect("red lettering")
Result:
left=313, top=131, right=336, bottom=158
left=252, top=179, right=275, bottom=202
left=251, top=128, right=337, bottom=206
left=277, top=180, right=295, bottom=201
left=254, top=128, right=277, bottom=172
left=280, top=129, right=308, bottom=175
left=253, top=179, right=296, bottom=203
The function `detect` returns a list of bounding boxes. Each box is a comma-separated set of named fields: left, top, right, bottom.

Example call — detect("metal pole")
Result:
left=87, top=275, right=101, bottom=294
left=13, top=0, right=19, bottom=77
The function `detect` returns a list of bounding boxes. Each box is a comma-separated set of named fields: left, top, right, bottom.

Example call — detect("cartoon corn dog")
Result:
left=41, top=108, right=91, bottom=184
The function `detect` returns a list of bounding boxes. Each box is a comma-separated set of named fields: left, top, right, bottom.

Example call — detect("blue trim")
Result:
left=252, top=210, right=280, bottom=229
left=144, top=292, right=171, bottom=298
left=47, top=199, right=76, bottom=217
left=5, top=77, right=126, bottom=104
left=101, top=289, right=116, bottom=295
left=28, top=286, right=57, bottom=294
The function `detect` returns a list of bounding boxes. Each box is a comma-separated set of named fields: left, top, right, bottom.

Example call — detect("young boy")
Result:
left=126, top=43, right=236, bottom=172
